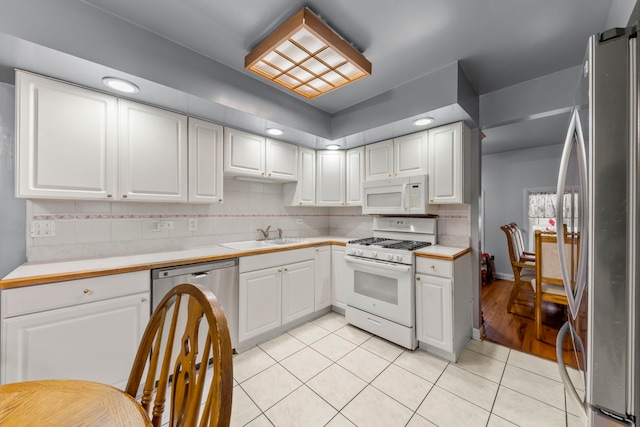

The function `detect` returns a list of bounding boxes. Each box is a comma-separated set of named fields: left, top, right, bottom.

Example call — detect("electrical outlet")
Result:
left=189, top=218, right=198, bottom=231
left=153, top=220, right=174, bottom=231
left=30, top=220, right=56, bottom=237
left=296, top=218, right=303, bottom=224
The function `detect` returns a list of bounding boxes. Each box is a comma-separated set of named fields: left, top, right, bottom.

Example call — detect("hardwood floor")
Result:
left=481, top=279, right=580, bottom=368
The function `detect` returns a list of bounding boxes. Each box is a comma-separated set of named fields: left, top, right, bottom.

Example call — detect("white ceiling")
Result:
left=83, top=0, right=613, bottom=114
left=0, top=0, right=635, bottom=152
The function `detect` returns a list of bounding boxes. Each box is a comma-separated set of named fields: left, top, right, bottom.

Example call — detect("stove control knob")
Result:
left=386, top=253, right=393, bottom=261
left=355, top=249, right=363, bottom=256
left=371, top=251, right=378, bottom=258
left=349, top=248, right=356, bottom=255
left=395, top=255, right=403, bottom=262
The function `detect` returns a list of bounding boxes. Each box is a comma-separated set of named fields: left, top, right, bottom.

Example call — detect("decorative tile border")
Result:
left=32, top=213, right=333, bottom=221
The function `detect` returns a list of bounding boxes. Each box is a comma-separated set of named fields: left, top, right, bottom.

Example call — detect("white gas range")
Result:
left=344, top=217, right=437, bottom=349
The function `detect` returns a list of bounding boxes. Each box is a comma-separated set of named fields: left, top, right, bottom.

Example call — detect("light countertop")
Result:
left=0, top=238, right=470, bottom=289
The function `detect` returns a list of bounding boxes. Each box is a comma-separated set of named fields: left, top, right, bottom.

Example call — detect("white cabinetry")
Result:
left=314, top=246, right=332, bottom=311
left=16, top=71, right=118, bottom=200
left=365, top=132, right=428, bottom=181
left=415, top=253, right=471, bottom=362
left=1, top=271, right=150, bottom=389
left=316, top=150, right=346, bottom=206
left=223, top=128, right=298, bottom=182
left=238, top=248, right=317, bottom=345
left=188, top=118, right=223, bottom=203
left=284, top=147, right=316, bottom=206
left=346, top=147, right=365, bottom=206
left=427, top=121, right=470, bottom=204
left=331, top=245, right=347, bottom=311
left=118, top=100, right=188, bottom=202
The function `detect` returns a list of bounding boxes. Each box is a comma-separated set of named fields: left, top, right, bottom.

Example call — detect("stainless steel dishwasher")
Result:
left=151, top=258, right=239, bottom=350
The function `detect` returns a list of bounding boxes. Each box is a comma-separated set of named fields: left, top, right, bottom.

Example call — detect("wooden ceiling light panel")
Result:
left=245, top=7, right=372, bottom=99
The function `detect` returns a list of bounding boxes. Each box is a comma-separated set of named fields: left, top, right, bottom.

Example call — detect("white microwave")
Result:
left=362, top=175, right=438, bottom=215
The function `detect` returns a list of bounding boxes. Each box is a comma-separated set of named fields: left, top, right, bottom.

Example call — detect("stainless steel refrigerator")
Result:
left=556, top=26, right=640, bottom=426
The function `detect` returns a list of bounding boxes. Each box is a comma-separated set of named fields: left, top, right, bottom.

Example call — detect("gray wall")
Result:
left=0, top=83, right=26, bottom=278
left=482, top=144, right=563, bottom=277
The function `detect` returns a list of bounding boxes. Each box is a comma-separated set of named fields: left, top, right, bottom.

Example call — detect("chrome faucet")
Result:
left=257, top=226, right=271, bottom=240
left=277, top=228, right=283, bottom=238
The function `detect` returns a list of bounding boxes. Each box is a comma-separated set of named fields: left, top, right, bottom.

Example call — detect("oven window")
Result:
left=366, top=192, right=401, bottom=207
left=353, top=271, right=398, bottom=304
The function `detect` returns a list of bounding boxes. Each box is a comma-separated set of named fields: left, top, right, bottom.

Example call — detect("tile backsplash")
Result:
left=25, top=179, right=471, bottom=262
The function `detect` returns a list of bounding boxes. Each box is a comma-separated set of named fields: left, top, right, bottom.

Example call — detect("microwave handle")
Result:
left=401, top=183, right=408, bottom=210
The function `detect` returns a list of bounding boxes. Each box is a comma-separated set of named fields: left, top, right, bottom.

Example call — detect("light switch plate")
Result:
left=189, top=219, right=197, bottom=231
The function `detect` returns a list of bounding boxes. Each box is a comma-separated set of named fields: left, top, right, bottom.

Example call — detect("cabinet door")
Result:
left=1, top=292, right=149, bottom=389
left=188, top=118, right=223, bottom=203
left=316, top=150, right=345, bottom=206
left=238, top=267, right=281, bottom=342
left=314, top=246, right=332, bottom=311
left=119, top=100, right=188, bottom=202
left=266, top=139, right=298, bottom=181
left=223, top=128, right=265, bottom=177
left=281, top=260, right=315, bottom=324
left=415, top=274, right=453, bottom=352
left=346, top=147, right=365, bottom=206
left=331, top=246, right=347, bottom=309
left=394, top=131, right=428, bottom=178
left=16, top=71, right=118, bottom=200
left=284, top=147, right=316, bottom=206
left=427, top=122, right=465, bottom=204
left=365, top=139, right=393, bottom=181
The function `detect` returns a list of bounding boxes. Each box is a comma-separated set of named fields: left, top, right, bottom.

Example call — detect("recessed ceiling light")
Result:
left=102, top=77, right=139, bottom=93
left=413, top=117, right=434, bottom=126
left=266, top=128, right=284, bottom=136
left=325, top=144, right=341, bottom=150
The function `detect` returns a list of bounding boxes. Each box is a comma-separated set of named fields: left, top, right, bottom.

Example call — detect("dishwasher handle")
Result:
left=191, top=271, right=212, bottom=279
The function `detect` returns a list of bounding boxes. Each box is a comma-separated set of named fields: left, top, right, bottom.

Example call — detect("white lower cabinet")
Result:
left=314, top=246, right=332, bottom=311
left=0, top=271, right=150, bottom=389
left=331, top=245, right=346, bottom=311
left=415, top=253, right=471, bottom=362
left=238, top=248, right=318, bottom=345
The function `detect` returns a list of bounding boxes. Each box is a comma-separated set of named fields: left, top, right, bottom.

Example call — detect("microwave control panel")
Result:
left=408, top=184, right=422, bottom=208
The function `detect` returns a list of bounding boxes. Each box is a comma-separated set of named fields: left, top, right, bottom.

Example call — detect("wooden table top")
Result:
left=0, top=379, right=152, bottom=426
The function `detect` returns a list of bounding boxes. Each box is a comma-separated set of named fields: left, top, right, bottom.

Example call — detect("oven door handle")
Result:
left=344, top=255, right=412, bottom=272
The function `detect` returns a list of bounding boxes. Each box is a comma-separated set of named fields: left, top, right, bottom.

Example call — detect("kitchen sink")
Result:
left=220, top=238, right=305, bottom=250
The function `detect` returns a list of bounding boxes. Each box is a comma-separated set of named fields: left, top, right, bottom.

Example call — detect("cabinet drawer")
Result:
left=416, top=258, right=452, bottom=278
left=240, top=247, right=315, bottom=273
left=1, top=271, right=149, bottom=318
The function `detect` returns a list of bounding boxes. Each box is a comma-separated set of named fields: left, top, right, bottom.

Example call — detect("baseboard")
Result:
left=472, top=326, right=484, bottom=340
left=493, top=272, right=513, bottom=280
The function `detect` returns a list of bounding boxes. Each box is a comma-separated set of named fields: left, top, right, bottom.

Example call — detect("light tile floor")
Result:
left=230, top=312, right=586, bottom=427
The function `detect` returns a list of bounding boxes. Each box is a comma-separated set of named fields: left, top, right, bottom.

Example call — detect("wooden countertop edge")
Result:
left=415, top=247, right=472, bottom=261
left=0, top=240, right=347, bottom=290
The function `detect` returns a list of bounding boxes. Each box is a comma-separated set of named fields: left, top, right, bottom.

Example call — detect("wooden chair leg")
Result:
left=535, top=294, right=543, bottom=340
left=506, top=280, right=520, bottom=313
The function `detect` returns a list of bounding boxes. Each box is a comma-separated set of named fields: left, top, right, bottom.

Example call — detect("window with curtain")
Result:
left=526, top=190, right=579, bottom=250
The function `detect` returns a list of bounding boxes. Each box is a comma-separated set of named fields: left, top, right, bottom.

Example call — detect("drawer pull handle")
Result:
left=430, top=265, right=435, bottom=269
left=83, top=289, right=92, bottom=295
left=141, top=298, right=148, bottom=302
left=367, top=317, right=382, bottom=326
left=416, top=277, right=421, bottom=281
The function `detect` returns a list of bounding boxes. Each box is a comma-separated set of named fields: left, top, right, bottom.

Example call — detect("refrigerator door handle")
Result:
left=556, top=108, right=589, bottom=319
left=556, top=321, right=588, bottom=419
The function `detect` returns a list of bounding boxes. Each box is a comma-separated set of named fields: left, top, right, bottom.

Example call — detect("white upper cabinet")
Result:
left=266, top=138, right=298, bottom=181
left=365, top=139, right=393, bottom=181
left=427, top=121, right=470, bottom=204
left=284, top=147, right=316, bottom=206
left=188, top=118, right=223, bottom=203
left=316, top=150, right=346, bottom=206
left=16, top=71, right=118, bottom=200
left=223, top=128, right=298, bottom=182
left=394, top=131, right=428, bottom=178
left=223, top=127, right=265, bottom=178
left=365, top=132, right=427, bottom=181
left=345, top=147, right=365, bottom=206
left=118, top=100, right=188, bottom=202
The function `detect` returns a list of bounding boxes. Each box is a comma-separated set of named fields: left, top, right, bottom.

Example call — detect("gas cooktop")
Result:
left=347, top=237, right=432, bottom=251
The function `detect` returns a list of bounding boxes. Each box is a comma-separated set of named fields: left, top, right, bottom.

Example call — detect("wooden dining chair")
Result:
left=533, top=230, right=574, bottom=340
left=508, top=222, right=535, bottom=262
left=501, top=224, right=536, bottom=313
left=125, top=283, right=233, bottom=427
